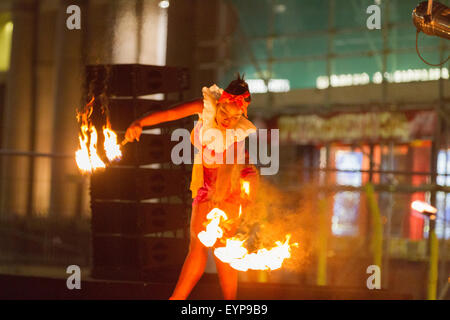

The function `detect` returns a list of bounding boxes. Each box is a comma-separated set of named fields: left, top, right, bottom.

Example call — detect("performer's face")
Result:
left=216, top=103, right=242, bottom=129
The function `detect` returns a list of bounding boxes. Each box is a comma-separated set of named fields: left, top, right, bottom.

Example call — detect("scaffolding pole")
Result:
left=366, top=183, right=383, bottom=270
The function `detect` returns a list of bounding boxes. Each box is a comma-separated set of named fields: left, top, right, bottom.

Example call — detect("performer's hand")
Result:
left=125, top=120, right=142, bottom=143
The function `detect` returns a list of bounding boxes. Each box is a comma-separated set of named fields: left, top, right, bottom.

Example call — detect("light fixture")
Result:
left=411, top=200, right=437, bottom=220
left=274, top=4, right=286, bottom=13
left=246, top=79, right=290, bottom=93
left=158, top=1, right=169, bottom=9
left=5, top=22, right=13, bottom=32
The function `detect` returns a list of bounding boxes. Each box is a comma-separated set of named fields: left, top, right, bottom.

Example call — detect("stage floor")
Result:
left=0, top=266, right=411, bottom=300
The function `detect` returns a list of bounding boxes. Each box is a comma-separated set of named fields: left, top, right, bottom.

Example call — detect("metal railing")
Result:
left=0, top=148, right=91, bottom=268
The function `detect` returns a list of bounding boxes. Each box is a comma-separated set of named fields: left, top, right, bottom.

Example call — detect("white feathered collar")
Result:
left=194, top=84, right=256, bottom=153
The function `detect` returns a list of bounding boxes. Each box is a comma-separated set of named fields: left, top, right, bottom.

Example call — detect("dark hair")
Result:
left=224, top=73, right=251, bottom=103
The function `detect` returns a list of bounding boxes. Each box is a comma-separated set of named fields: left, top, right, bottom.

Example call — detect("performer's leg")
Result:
left=214, top=255, right=238, bottom=300
left=169, top=202, right=209, bottom=300
left=212, top=201, right=239, bottom=300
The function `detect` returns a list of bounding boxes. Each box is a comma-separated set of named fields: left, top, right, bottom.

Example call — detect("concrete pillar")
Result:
left=31, top=0, right=58, bottom=216
left=166, top=0, right=200, bottom=98
left=140, top=0, right=169, bottom=66
left=85, top=0, right=114, bottom=65
left=111, top=0, right=169, bottom=65
left=0, top=0, right=36, bottom=217
left=48, top=0, right=85, bottom=218
left=111, top=0, right=138, bottom=64
left=215, top=0, right=228, bottom=83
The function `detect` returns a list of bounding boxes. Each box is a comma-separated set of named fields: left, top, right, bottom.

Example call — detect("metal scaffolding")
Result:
left=193, top=0, right=449, bottom=299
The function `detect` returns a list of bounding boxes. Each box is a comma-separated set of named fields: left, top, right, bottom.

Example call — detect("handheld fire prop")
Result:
left=75, top=97, right=122, bottom=173
left=198, top=179, right=298, bottom=272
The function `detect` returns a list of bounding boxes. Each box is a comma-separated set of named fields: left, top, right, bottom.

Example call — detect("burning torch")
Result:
left=121, top=120, right=143, bottom=146
left=75, top=97, right=123, bottom=174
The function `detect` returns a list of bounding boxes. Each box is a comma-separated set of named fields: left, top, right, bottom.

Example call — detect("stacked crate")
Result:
left=86, top=64, right=192, bottom=282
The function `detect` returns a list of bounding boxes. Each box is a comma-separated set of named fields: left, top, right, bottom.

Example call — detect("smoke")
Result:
left=236, top=177, right=319, bottom=272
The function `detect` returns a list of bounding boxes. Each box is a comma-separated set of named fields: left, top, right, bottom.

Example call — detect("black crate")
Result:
left=90, top=167, right=188, bottom=201
left=88, top=64, right=191, bottom=282
left=114, top=133, right=183, bottom=166
left=108, top=98, right=174, bottom=131
left=91, top=202, right=189, bottom=235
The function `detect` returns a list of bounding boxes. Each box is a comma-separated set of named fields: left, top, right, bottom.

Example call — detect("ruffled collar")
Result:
left=195, top=84, right=256, bottom=153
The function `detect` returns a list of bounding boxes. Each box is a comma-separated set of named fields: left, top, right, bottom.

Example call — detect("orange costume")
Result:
left=189, top=85, right=259, bottom=228
left=170, top=81, right=259, bottom=300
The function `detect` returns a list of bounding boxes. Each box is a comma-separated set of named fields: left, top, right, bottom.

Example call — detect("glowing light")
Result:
left=316, top=67, right=449, bottom=89
left=214, top=234, right=295, bottom=271
left=247, top=79, right=290, bottom=93
left=372, top=72, right=383, bottom=84
left=75, top=126, right=95, bottom=173
left=75, top=125, right=107, bottom=173
left=316, top=76, right=329, bottom=89
left=197, top=208, right=228, bottom=247
left=411, top=200, right=437, bottom=214
left=103, top=126, right=122, bottom=162
left=274, top=4, right=286, bottom=13
left=75, top=98, right=122, bottom=174
left=241, top=180, right=250, bottom=196
left=0, top=20, right=13, bottom=71
left=87, top=126, right=106, bottom=170
left=158, top=1, right=169, bottom=9
left=4, top=22, right=13, bottom=33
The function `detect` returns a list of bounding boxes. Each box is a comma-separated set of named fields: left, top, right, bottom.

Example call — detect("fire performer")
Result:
left=124, top=74, right=259, bottom=300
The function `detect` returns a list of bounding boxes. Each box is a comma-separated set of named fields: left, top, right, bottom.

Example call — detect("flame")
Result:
left=197, top=208, right=228, bottom=247
left=215, top=235, right=295, bottom=272
left=87, top=126, right=106, bottom=170
left=237, top=179, right=251, bottom=218
left=198, top=179, right=298, bottom=271
left=75, top=125, right=94, bottom=172
left=242, top=180, right=250, bottom=195
left=75, top=123, right=107, bottom=173
left=103, top=125, right=122, bottom=162
left=75, top=97, right=122, bottom=174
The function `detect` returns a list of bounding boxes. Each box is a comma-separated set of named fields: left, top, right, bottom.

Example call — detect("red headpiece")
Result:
left=218, top=90, right=251, bottom=117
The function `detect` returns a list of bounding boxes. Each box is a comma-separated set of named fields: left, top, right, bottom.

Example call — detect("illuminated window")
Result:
left=158, top=1, right=169, bottom=9
left=332, top=151, right=363, bottom=236
left=436, top=150, right=450, bottom=239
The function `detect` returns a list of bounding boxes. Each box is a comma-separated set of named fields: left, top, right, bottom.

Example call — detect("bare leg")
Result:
left=169, top=202, right=209, bottom=300
left=213, top=201, right=240, bottom=300
left=214, top=255, right=238, bottom=300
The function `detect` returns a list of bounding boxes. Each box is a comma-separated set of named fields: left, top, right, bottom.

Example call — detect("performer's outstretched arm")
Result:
left=124, top=98, right=203, bottom=142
